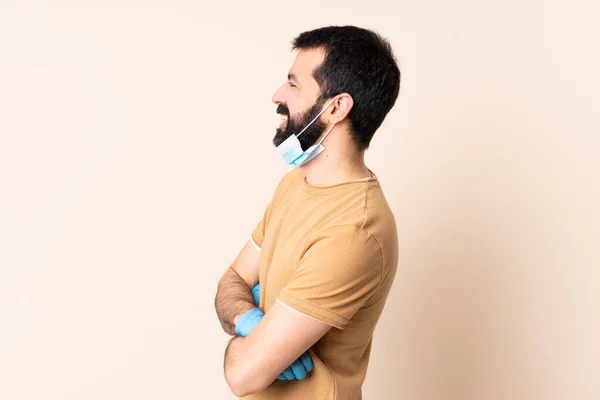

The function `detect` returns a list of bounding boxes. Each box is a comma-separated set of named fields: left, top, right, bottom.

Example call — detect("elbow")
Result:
left=225, top=367, right=252, bottom=397
left=225, top=366, right=267, bottom=398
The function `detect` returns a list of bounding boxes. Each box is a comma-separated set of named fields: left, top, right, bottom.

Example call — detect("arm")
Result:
left=215, top=240, right=261, bottom=336
left=224, top=226, right=385, bottom=396
left=224, top=301, right=331, bottom=397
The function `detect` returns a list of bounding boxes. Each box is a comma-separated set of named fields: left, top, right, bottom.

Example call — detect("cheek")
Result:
left=284, top=88, right=309, bottom=110
left=287, top=99, right=309, bottom=119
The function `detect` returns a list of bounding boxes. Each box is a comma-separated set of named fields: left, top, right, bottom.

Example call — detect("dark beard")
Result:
left=272, top=97, right=327, bottom=151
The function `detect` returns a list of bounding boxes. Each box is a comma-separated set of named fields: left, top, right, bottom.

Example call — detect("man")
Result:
left=215, top=25, right=401, bottom=399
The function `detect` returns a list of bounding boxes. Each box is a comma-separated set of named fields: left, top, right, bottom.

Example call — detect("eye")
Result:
left=287, top=81, right=296, bottom=88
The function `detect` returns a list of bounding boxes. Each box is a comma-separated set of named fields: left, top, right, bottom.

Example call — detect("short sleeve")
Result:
left=278, top=225, right=383, bottom=329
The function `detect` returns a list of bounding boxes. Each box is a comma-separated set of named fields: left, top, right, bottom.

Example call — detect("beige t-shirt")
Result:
left=245, top=168, right=398, bottom=400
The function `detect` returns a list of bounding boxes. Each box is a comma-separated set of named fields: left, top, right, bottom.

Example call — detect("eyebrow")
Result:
left=288, top=73, right=300, bottom=84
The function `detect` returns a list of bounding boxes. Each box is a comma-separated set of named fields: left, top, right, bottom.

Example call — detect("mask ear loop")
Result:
left=316, top=122, right=337, bottom=146
left=295, top=97, right=337, bottom=138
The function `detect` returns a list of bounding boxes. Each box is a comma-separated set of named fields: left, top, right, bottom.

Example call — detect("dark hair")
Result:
left=292, top=25, right=401, bottom=150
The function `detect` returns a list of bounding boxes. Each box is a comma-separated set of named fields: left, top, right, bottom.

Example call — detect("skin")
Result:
left=214, top=240, right=260, bottom=336
left=214, top=47, right=373, bottom=398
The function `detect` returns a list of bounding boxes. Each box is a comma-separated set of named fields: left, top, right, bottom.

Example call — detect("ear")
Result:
left=327, top=93, right=354, bottom=124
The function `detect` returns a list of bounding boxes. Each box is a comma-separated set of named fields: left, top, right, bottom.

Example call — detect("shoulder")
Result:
left=346, top=183, right=399, bottom=274
left=363, top=184, right=399, bottom=278
left=274, top=168, right=304, bottom=193
left=362, top=182, right=398, bottom=240
left=283, top=168, right=304, bottom=186
left=308, top=224, right=383, bottom=262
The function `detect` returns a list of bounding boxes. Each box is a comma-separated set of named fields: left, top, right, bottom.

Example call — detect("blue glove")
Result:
left=251, top=283, right=260, bottom=306
left=235, top=284, right=262, bottom=337
left=235, top=308, right=264, bottom=337
left=277, top=352, right=313, bottom=380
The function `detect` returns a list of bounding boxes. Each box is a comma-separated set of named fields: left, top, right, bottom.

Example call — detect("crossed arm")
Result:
left=215, top=240, right=330, bottom=397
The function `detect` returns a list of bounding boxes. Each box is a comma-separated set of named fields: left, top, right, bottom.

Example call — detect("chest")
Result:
left=257, top=195, right=334, bottom=310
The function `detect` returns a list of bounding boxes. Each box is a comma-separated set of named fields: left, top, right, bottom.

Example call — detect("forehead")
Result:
left=289, top=47, right=325, bottom=85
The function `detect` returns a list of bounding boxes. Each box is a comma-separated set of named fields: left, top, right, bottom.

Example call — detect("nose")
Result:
left=272, top=83, right=286, bottom=105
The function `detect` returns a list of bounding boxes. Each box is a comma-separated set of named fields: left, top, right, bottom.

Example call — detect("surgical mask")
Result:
left=276, top=98, right=337, bottom=167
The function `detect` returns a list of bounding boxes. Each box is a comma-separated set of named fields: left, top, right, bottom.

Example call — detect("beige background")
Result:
left=1, top=1, right=599, bottom=399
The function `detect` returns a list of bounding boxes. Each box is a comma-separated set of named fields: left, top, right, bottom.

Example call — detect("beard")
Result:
left=272, top=97, right=328, bottom=150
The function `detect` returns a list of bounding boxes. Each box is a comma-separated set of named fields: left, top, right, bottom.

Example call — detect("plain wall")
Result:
left=1, top=1, right=598, bottom=399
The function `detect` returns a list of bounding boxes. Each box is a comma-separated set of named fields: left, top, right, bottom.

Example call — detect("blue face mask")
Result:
left=276, top=98, right=337, bottom=167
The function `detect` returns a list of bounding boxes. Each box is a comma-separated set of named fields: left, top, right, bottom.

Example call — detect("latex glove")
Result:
left=235, top=283, right=261, bottom=337
left=277, top=352, right=313, bottom=380
left=251, top=283, right=260, bottom=306
left=235, top=308, right=264, bottom=337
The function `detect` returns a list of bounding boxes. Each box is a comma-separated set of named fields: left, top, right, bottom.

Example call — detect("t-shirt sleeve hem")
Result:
left=249, top=236, right=262, bottom=251
left=278, top=290, right=348, bottom=329
left=250, top=230, right=263, bottom=249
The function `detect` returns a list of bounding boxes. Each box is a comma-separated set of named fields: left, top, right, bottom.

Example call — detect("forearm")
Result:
left=224, top=336, right=246, bottom=396
left=215, top=267, right=255, bottom=336
left=224, top=335, right=244, bottom=377
left=224, top=336, right=271, bottom=397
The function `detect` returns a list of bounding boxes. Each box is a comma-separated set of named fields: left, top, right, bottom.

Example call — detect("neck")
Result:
left=300, top=127, right=372, bottom=186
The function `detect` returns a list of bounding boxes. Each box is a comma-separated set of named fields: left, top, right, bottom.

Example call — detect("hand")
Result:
left=277, top=352, right=313, bottom=380
left=252, top=283, right=260, bottom=306
left=235, top=308, right=264, bottom=337
left=234, top=283, right=262, bottom=337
